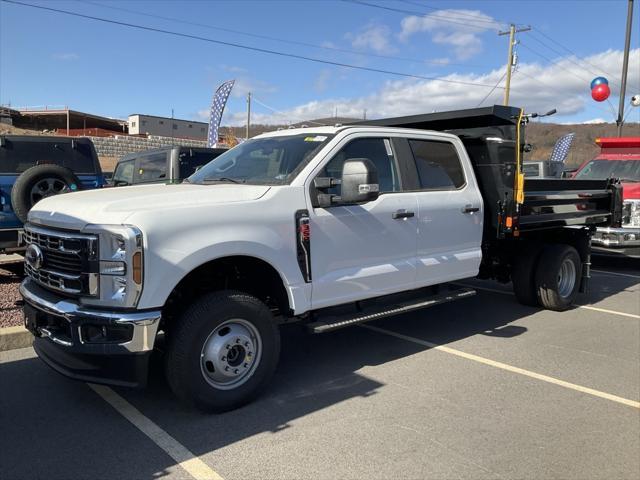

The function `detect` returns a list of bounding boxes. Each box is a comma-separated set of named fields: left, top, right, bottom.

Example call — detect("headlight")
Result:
left=622, top=199, right=640, bottom=228
left=80, top=224, right=144, bottom=307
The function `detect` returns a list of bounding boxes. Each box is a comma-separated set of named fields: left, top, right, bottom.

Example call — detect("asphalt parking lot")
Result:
left=1, top=260, right=639, bottom=480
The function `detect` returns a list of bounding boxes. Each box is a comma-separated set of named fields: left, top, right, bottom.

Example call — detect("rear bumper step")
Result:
left=308, top=286, right=476, bottom=334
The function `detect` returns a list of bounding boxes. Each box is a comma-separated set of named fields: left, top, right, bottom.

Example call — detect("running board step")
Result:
left=308, top=287, right=476, bottom=334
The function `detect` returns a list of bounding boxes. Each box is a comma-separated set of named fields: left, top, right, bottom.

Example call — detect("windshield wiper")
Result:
left=200, top=177, right=244, bottom=184
left=619, top=178, right=640, bottom=183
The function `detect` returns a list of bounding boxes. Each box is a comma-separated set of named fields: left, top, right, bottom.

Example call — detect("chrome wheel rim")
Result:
left=30, top=178, right=70, bottom=204
left=200, top=319, right=262, bottom=390
left=557, top=258, right=576, bottom=298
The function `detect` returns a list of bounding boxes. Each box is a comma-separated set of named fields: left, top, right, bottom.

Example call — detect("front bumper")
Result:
left=591, top=227, right=640, bottom=258
left=20, top=278, right=161, bottom=387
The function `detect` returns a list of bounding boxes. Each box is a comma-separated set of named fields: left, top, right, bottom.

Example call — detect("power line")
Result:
left=2, top=0, right=509, bottom=91
left=532, top=29, right=619, bottom=81
left=527, top=31, right=620, bottom=87
left=476, top=71, right=507, bottom=107
left=396, top=0, right=509, bottom=26
left=518, top=42, right=596, bottom=86
left=78, top=0, right=493, bottom=70
left=509, top=67, right=618, bottom=120
left=354, top=0, right=623, bottom=87
left=251, top=96, right=329, bottom=126
left=343, top=0, right=503, bottom=30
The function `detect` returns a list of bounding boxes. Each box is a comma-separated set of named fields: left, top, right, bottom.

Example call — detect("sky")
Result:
left=1, top=0, right=639, bottom=127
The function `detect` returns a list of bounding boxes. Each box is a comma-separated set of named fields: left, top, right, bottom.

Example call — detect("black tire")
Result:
left=512, top=244, right=543, bottom=307
left=11, top=164, right=81, bottom=223
left=165, top=290, right=280, bottom=412
left=534, top=244, right=582, bottom=311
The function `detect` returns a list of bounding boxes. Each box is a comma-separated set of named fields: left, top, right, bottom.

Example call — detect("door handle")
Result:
left=462, top=205, right=480, bottom=214
left=392, top=210, right=415, bottom=219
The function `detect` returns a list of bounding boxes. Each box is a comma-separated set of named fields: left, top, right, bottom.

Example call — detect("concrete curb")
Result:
left=0, top=254, right=23, bottom=264
left=0, top=325, right=32, bottom=352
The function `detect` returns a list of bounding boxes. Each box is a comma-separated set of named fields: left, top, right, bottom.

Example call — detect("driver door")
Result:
left=307, top=135, right=418, bottom=310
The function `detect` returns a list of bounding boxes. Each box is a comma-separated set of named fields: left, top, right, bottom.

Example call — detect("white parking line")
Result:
left=455, top=283, right=640, bottom=319
left=361, top=324, right=640, bottom=409
left=89, top=384, right=224, bottom=480
left=592, top=269, right=640, bottom=280
left=579, top=305, right=640, bottom=319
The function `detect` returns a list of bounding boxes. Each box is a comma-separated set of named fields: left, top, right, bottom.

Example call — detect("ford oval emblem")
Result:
left=25, top=244, right=44, bottom=270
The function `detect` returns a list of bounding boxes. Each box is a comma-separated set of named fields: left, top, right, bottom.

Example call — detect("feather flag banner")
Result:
left=549, top=133, right=576, bottom=164
left=207, top=79, right=235, bottom=148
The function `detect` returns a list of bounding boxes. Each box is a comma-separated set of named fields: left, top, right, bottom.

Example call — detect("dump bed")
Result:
left=359, top=105, right=623, bottom=240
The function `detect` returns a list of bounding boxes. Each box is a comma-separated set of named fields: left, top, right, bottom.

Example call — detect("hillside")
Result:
left=524, top=122, right=639, bottom=167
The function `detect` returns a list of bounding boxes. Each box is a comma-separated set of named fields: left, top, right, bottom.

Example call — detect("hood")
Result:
left=27, top=183, right=271, bottom=230
left=621, top=181, right=640, bottom=200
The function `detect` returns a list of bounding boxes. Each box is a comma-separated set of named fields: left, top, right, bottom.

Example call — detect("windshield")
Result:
left=188, top=134, right=333, bottom=185
left=574, top=159, right=640, bottom=182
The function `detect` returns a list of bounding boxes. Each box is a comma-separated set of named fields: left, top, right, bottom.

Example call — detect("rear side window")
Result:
left=178, top=150, right=225, bottom=179
left=135, top=153, right=168, bottom=183
left=112, top=159, right=135, bottom=185
left=409, top=139, right=465, bottom=190
left=0, top=139, right=97, bottom=174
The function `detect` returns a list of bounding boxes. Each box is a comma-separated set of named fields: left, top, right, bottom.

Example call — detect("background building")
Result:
left=128, top=114, right=208, bottom=140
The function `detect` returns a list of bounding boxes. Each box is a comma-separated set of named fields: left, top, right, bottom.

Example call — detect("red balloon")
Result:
left=592, top=84, right=611, bottom=102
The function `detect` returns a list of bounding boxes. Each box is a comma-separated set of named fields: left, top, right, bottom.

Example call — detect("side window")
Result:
left=135, top=153, right=167, bottom=183
left=112, top=160, right=135, bottom=185
left=320, top=137, right=400, bottom=195
left=409, top=139, right=465, bottom=190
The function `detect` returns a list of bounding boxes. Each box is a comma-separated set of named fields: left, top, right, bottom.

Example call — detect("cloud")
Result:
left=52, top=53, right=79, bottom=61
left=221, top=48, right=639, bottom=127
left=399, top=9, right=498, bottom=60
left=583, top=118, right=607, bottom=124
left=346, top=23, right=395, bottom=54
left=220, top=64, right=248, bottom=74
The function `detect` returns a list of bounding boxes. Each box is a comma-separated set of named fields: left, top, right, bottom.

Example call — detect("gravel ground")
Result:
left=0, top=261, right=24, bottom=328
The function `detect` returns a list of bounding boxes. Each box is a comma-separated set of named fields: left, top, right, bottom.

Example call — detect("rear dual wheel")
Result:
left=512, top=244, right=582, bottom=311
left=535, top=245, right=581, bottom=311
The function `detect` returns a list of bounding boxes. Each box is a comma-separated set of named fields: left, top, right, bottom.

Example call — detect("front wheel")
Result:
left=165, top=290, right=280, bottom=412
left=534, top=245, right=582, bottom=311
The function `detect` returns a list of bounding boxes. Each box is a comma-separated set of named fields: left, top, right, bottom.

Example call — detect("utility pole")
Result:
left=246, top=92, right=251, bottom=139
left=617, top=0, right=634, bottom=137
left=498, top=24, right=531, bottom=106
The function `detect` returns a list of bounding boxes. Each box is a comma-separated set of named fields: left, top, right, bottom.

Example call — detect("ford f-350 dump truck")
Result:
left=20, top=106, right=622, bottom=411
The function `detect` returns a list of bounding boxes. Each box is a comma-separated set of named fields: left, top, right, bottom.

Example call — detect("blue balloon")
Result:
left=591, top=77, right=609, bottom=89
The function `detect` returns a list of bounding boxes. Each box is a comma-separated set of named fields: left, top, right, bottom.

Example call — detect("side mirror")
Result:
left=340, top=158, right=379, bottom=205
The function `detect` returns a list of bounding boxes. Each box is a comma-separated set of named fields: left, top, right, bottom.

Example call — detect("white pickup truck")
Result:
left=20, top=106, right=622, bottom=411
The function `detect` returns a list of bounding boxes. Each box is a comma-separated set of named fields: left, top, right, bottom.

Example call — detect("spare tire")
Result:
left=11, top=164, right=82, bottom=223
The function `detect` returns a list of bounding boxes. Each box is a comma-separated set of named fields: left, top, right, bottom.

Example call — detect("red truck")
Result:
left=573, top=137, right=640, bottom=257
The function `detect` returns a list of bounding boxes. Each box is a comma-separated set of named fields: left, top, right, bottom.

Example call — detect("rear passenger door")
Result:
left=398, top=136, right=483, bottom=286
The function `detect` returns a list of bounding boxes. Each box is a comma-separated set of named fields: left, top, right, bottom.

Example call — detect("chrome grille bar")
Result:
left=23, top=224, right=98, bottom=297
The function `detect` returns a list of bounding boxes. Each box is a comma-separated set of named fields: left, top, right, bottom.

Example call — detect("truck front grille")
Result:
left=23, top=225, right=98, bottom=297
